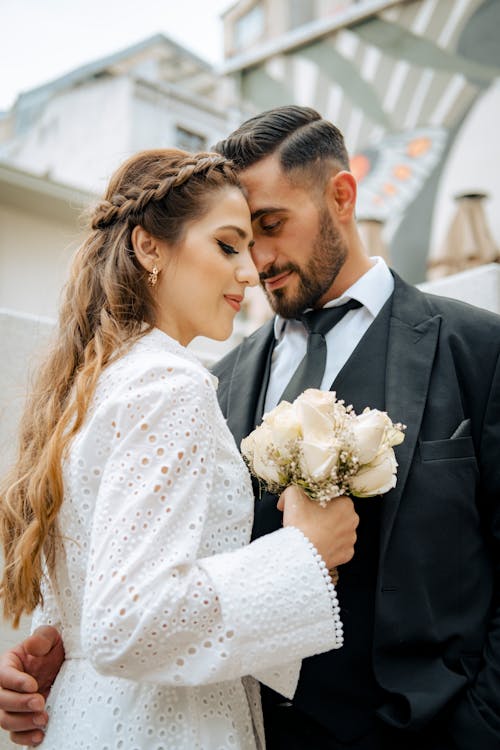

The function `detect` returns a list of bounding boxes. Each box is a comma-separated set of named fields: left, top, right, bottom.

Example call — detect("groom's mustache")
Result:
left=259, top=263, right=300, bottom=282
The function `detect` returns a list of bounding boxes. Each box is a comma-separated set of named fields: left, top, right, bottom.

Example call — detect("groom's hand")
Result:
left=278, top=486, right=358, bottom=570
left=0, top=625, right=64, bottom=746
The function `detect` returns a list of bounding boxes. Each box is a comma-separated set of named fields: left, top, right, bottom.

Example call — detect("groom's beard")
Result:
left=260, top=210, right=348, bottom=319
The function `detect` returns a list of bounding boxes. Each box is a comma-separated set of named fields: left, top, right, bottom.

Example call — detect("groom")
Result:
left=212, top=107, right=500, bottom=750
left=0, top=106, right=499, bottom=749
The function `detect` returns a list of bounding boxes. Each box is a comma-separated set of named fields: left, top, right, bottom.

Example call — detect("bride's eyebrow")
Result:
left=217, top=225, right=249, bottom=239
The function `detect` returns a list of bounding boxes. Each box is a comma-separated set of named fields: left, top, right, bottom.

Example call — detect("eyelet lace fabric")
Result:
left=32, top=328, right=341, bottom=749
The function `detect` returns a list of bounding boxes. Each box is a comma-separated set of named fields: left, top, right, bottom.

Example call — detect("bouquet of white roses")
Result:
left=241, top=389, right=405, bottom=506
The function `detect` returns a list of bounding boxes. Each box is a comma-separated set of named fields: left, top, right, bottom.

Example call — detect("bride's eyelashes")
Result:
left=216, top=239, right=238, bottom=256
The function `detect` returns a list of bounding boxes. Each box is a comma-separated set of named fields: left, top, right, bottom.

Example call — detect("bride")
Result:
left=0, top=148, right=357, bottom=749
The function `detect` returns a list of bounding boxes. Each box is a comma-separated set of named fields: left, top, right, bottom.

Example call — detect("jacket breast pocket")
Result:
left=419, top=435, right=475, bottom=462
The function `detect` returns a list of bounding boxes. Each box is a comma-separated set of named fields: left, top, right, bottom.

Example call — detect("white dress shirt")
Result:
left=264, top=258, right=394, bottom=413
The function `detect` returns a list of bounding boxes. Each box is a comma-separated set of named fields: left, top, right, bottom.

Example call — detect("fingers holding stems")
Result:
left=278, top=485, right=359, bottom=571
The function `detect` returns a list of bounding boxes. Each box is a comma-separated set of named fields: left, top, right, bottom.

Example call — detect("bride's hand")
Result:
left=277, top=486, right=358, bottom=570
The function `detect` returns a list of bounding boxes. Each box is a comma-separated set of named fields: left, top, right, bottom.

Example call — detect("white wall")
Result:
left=0, top=203, right=83, bottom=319
left=418, top=262, right=500, bottom=315
left=9, top=77, right=132, bottom=193
left=0, top=311, right=53, bottom=741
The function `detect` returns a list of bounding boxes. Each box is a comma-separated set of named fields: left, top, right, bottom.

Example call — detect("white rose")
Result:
left=352, top=409, right=406, bottom=465
left=240, top=431, right=256, bottom=462
left=299, top=441, right=339, bottom=482
left=292, top=391, right=342, bottom=482
left=295, top=399, right=334, bottom=445
left=248, top=423, right=282, bottom=485
left=351, top=409, right=387, bottom=464
left=262, top=401, right=301, bottom=455
left=349, top=447, right=398, bottom=497
left=386, top=422, right=405, bottom=447
left=376, top=410, right=405, bottom=448
left=294, top=388, right=337, bottom=417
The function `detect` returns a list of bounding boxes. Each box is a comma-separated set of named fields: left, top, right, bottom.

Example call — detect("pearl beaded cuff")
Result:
left=295, top=529, right=344, bottom=649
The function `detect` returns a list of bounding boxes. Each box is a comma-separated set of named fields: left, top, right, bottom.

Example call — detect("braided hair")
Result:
left=91, top=150, right=239, bottom=234
left=0, top=148, right=241, bottom=626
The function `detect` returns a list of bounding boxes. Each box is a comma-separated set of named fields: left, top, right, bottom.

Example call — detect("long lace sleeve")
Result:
left=31, top=572, right=62, bottom=634
left=79, top=355, right=339, bottom=688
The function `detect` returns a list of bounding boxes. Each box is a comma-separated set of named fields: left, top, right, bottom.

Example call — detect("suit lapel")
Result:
left=380, top=274, right=441, bottom=560
left=225, top=319, right=275, bottom=450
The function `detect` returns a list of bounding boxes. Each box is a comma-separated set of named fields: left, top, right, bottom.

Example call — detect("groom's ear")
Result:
left=131, top=225, right=164, bottom=272
left=325, top=170, right=357, bottom=225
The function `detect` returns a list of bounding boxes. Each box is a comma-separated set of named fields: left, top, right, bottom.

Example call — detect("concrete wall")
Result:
left=418, top=262, right=500, bottom=314
left=0, top=202, right=82, bottom=319
left=0, top=311, right=54, bottom=750
left=0, top=310, right=54, bottom=475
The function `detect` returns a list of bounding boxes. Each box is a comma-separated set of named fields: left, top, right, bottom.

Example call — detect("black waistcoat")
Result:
left=254, top=297, right=393, bottom=746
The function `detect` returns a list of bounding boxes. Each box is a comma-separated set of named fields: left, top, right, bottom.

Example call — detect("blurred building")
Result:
left=221, top=0, right=500, bottom=283
left=0, top=34, right=238, bottom=194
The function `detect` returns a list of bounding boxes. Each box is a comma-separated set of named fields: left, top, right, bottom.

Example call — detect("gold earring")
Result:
left=148, top=265, right=159, bottom=287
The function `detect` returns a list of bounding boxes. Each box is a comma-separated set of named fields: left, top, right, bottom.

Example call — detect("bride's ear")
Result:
left=131, top=225, right=164, bottom=273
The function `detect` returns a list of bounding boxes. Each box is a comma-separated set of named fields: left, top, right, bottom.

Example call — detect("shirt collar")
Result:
left=273, top=257, right=394, bottom=340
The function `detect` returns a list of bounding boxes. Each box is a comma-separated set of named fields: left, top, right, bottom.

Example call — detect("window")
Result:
left=234, top=3, right=265, bottom=51
left=175, top=126, right=207, bottom=152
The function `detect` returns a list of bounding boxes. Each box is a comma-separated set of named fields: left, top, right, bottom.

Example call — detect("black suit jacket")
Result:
left=212, top=272, right=500, bottom=749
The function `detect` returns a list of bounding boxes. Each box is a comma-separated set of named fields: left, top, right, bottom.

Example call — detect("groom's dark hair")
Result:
left=213, top=105, right=350, bottom=181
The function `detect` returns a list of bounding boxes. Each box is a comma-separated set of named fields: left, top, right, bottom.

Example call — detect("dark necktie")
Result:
left=279, top=298, right=362, bottom=404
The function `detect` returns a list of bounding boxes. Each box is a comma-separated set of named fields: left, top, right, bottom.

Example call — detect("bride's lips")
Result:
left=263, top=270, right=293, bottom=292
left=224, top=294, right=243, bottom=312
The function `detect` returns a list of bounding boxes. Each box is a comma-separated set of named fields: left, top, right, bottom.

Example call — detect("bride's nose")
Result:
left=236, top=252, right=259, bottom=287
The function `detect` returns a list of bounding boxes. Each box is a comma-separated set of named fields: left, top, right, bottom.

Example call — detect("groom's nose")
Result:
left=250, top=236, right=279, bottom=274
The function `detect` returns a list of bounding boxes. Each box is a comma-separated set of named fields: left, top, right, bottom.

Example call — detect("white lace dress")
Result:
left=32, top=328, right=342, bottom=750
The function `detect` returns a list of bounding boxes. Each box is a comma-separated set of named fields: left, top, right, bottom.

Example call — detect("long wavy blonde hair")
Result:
left=0, top=148, right=240, bottom=626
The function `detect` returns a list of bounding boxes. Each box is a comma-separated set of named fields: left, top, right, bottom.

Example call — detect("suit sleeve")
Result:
left=211, top=346, right=238, bottom=418
left=448, top=349, right=500, bottom=748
